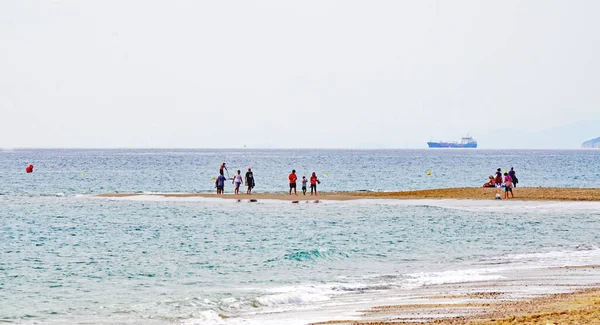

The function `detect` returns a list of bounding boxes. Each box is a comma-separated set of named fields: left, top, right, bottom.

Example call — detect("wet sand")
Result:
left=98, top=187, right=600, bottom=201
left=310, top=288, right=600, bottom=325
left=308, top=264, right=600, bottom=324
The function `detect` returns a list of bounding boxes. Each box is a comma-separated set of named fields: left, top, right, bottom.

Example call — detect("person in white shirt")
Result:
left=232, top=170, right=244, bottom=194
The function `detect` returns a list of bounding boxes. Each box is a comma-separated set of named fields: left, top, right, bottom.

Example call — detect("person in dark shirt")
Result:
left=508, top=167, right=518, bottom=187
left=494, top=168, right=503, bottom=186
left=245, top=168, right=255, bottom=194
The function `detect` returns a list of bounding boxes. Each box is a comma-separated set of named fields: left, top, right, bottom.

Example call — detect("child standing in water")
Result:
left=232, top=170, right=243, bottom=194
left=301, top=176, right=308, bottom=195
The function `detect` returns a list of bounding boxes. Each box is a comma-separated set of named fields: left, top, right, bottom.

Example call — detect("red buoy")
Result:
left=25, top=164, right=34, bottom=173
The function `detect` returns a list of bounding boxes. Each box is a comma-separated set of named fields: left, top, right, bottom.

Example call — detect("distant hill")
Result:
left=582, top=137, right=600, bottom=148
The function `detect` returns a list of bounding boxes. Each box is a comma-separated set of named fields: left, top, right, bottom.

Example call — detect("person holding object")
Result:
left=219, top=163, right=228, bottom=177
left=310, top=172, right=321, bottom=196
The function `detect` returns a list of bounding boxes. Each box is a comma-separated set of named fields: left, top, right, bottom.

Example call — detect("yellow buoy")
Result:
left=324, top=173, right=329, bottom=177
left=82, top=173, right=85, bottom=177
left=427, top=170, right=431, bottom=175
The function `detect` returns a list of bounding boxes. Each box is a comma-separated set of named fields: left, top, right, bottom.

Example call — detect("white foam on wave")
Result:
left=482, top=246, right=600, bottom=268
left=403, top=268, right=506, bottom=288
left=180, top=310, right=230, bottom=325
left=255, top=291, right=330, bottom=307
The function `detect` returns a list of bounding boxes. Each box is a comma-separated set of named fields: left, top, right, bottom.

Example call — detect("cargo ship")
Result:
left=427, top=136, right=477, bottom=148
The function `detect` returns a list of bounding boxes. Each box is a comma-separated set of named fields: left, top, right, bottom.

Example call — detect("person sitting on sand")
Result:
left=504, top=172, right=514, bottom=199
left=482, top=175, right=495, bottom=188
left=216, top=174, right=226, bottom=194
left=232, top=170, right=243, bottom=194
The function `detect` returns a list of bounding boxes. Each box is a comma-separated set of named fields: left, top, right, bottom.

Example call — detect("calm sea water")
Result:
left=1, top=149, right=600, bottom=324
left=1, top=149, right=600, bottom=196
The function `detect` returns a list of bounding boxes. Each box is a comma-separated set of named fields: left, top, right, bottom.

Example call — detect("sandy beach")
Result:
left=310, top=286, right=600, bottom=324
left=98, top=187, right=600, bottom=202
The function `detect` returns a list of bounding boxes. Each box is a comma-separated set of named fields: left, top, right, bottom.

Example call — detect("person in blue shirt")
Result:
left=216, top=174, right=227, bottom=194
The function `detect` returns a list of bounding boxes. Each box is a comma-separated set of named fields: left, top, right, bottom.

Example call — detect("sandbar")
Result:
left=98, top=187, right=600, bottom=202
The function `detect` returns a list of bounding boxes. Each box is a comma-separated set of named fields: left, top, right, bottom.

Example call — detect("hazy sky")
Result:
left=2, top=1, right=599, bottom=148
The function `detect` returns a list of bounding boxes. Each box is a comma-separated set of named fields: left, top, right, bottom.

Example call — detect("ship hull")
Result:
left=427, top=142, right=477, bottom=148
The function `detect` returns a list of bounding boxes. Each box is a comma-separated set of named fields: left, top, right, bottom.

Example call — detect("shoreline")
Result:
left=97, top=187, right=600, bottom=202
left=306, top=264, right=600, bottom=325
left=310, top=287, right=600, bottom=325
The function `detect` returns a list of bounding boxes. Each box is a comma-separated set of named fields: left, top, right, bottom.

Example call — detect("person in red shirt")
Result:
left=310, top=172, right=321, bottom=196
left=288, top=169, right=297, bottom=195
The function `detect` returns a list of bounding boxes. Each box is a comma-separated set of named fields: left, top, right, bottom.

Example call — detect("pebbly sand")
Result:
left=98, top=187, right=600, bottom=202
left=309, top=287, right=600, bottom=325
left=307, top=264, right=600, bottom=325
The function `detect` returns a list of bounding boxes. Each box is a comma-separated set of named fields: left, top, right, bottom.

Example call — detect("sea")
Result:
left=1, top=149, right=600, bottom=324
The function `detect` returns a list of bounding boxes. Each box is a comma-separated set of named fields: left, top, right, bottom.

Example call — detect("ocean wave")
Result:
left=403, top=269, right=506, bottom=288
left=266, top=248, right=350, bottom=263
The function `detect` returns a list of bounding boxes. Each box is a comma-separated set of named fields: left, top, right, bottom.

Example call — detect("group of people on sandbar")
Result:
left=215, top=163, right=322, bottom=196
left=482, top=167, right=518, bottom=199
left=288, top=169, right=321, bottom=196
left=215, top=163, right=255, bottom=195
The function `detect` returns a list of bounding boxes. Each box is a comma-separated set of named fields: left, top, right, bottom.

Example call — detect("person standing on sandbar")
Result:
left=288, top=169, right=298, bottom=195
left=508, top=167, right=518, bottom=187
left=245, top=168, right=255, bottom=194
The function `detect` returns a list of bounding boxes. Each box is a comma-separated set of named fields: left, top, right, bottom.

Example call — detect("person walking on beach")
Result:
left=504, top=172, right=514, bottom=199
left=494, top=168, right=503, bottom=186
left=216, top=174, right=226, bottom=194
left=220, top=163, right=228, bottom=177
left=301, top=176, right=308, bottom=195
left=245, top=168, right=255, bottom=194
left=508, top=167, right=518, bottom=187
left=232, top=170, right=243, bottom=194
left=310, top=172, right=321, bottom=195
left=288, top=169, right=298, bottom=195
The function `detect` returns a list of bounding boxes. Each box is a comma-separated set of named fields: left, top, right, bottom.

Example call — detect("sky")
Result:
left=1, top=1, right=599, bottom=149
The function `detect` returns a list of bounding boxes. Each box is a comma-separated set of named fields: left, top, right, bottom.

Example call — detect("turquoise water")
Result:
left=1, top=149, right=600, bottom=324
